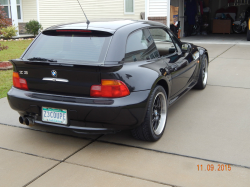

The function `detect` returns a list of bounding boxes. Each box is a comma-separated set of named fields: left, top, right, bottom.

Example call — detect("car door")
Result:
left=148, top=27, right=197, bottom=97
left=168, top=30, right=198, bottom=96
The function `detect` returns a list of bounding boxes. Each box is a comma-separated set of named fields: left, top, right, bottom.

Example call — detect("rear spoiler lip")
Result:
left=10, top=59, right=123, bottom=72
left=44, top=26, right=116, bottom=34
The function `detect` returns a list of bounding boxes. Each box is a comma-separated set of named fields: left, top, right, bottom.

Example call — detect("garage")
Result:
left=163, top=0, right=250, bottom=42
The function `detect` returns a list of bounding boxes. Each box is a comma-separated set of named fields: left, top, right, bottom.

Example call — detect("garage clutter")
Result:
left=184, top=0, right=210, bottom=37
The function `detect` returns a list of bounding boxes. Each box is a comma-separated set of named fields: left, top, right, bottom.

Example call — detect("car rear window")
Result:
left=23, top=30, right=112, bottom=64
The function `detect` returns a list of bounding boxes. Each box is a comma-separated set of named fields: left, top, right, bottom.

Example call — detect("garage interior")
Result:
left=170, top=0, right=250, bottom=42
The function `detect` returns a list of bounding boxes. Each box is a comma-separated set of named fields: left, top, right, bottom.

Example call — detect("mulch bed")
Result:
left=0, top=61, right=13, bottom=70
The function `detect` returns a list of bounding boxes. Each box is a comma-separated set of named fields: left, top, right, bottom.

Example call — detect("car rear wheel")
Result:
left=131, top=85, right=168, bottom=141
left=194, top=54, right=208, bottom=90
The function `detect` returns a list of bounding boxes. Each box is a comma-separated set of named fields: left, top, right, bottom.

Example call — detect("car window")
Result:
left=23, top=32, right=112, bottom=64
left=149, top=28, right=177, bottom=57
left=124, top=29, right=160, bottom=62
left=168, top=30, right=182, bottom=51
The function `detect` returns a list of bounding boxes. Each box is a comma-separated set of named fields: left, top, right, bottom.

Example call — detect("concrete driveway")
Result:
left=1, top=40, right=250, bottom=187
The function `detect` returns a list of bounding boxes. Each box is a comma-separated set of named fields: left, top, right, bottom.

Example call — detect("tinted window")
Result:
left=149, top=28, right=177, bottom=57
left=23, top=32, right=112, bottom=64
left=124, top=29, right=159, bottom=62
left=168, top=30, right=182, bottom=51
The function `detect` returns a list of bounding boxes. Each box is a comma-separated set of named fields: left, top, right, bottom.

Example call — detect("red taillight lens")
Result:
left=13, top=72, right=28, bottom=90
left=90, top=80, right=130, bottom=98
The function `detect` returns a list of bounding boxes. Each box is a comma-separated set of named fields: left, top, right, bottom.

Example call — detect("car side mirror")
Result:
left=182, top=43, right=191, bottom=53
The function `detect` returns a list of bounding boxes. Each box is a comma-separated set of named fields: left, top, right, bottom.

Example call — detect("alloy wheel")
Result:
left=151, top=92, right=167, bottom=135
left=202, top=57, right=208, bottom=86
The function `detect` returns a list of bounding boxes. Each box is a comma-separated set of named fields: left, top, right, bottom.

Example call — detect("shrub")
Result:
left=25, top=20, right=43, bottom=36
left=0, top=5, right=12, bottom=32
left=0, top=26, right=18, bottom=39
left=0, top=43, right=8, bottom=51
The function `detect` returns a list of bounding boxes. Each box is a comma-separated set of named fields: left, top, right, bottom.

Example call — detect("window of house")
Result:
left=149, top=28, right=177, bottom=57
left=124, top=0, right=134, bottom=14
left=124, top=29, right=159, bottom=62
left=0, top=0, right=22, bottom=21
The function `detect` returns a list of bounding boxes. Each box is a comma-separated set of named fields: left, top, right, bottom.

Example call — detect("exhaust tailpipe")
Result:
left=19, top=116, right=25, bottom=124
left=24, top=117, right=35, bottom=126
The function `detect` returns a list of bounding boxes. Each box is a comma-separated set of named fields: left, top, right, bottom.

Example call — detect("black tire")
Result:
left=194, top=54, right=208, bottom=90
left=232, top=24, right=242, bottom=34
left=131, top=85, right=168, bottom=142
left=247, top=28, right=250, bottom=41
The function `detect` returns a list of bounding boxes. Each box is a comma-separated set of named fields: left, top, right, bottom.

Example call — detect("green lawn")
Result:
left=0, top=39, right=32, bottom=98
left=0, top=70, right=12, bottom=99
left=0, top=40, right=32, bottom=61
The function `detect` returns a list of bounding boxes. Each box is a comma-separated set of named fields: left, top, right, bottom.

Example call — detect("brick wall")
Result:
left=18, top=23, right=27, bottom=34
left=148, top=17, right=167, bottom=25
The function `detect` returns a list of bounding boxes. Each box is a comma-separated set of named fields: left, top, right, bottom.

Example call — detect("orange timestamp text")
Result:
left=197, top=164, right=231, bottom=171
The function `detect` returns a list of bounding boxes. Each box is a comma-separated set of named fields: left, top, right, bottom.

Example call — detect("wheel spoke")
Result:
left=150, top=91, right=167, bottom=136
left=152, top=119, right=157, bottom=130
left=157, top=98, right=161, bottom=109
left=154, top=119, right=159, bottom=130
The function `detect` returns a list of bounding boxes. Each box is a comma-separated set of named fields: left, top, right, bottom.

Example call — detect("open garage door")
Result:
left=170, top=0, right=250, bottom=42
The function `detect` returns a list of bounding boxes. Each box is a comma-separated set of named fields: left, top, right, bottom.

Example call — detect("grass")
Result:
left=0, top=39, right=32, bottom=98
left=0, top=70, right=12, bottom=99
left=0, top=40, right=32, bottom=61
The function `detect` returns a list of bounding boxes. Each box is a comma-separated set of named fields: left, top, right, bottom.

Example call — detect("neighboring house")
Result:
left=1, top=0, right=173, bottom=36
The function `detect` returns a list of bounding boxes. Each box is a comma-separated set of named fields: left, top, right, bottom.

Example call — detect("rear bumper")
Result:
left=7, top=87, right=150, bottom=133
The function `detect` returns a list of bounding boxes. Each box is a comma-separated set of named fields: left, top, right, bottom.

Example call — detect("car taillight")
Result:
left=13, top=72, right=28, bottom=90
left=90, top=80, right=130, bottom=98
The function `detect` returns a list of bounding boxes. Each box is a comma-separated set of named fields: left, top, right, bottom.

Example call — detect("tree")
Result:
left=0, top=5, right=11, bottom=51
left=0, top=5, right=12, bottom=32
left=25, top=20, right=43, bottom=36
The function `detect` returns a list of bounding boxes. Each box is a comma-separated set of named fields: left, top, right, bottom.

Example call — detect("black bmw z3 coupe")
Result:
left=7, top=20, right=209, bottom=141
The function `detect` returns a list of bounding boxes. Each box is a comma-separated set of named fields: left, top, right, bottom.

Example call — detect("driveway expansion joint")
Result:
left=0, top=122, right=95, bottom=141
left=96, top=139, right=250, bottom=170
left=63, top=161, right=177, bottom=187
left=0, top=146, right=60, bottom=162
left=209, top=44, right=235, bottom=63
left=23, top=134, right=103, bottom=187
left=1, top=122, right=250, bottom=170
left=207, top=84, right=250, bottom=90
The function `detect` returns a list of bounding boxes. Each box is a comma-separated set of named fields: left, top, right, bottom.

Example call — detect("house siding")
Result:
left=148, top=0, right=168, bottom=17
left=22, top=0, right=37, bottom=22
left=38, top=0, right=145, bottom=29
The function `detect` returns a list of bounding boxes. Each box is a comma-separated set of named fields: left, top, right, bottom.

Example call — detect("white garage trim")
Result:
left=145, top=0, right=170, bottom=27
left=36, top=0, right=40, bottom=22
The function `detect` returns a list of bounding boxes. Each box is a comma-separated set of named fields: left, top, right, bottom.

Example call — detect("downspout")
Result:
left=10, top=0, right=19, bottom=36
left=145, top=0, right=148, bottom=20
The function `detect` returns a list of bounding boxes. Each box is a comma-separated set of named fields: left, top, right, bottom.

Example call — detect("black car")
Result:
left=7, top=20, right=209, bottom=141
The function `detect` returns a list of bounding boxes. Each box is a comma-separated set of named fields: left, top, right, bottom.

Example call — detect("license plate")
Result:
left=42, top=107, right=67, bottom=125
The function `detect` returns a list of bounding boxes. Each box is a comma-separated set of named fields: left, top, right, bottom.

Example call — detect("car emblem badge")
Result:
left=51, top=70, right=57, bottom=77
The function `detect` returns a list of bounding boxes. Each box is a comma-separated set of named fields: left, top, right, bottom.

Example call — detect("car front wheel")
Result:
left=131, top=85, right=168, bottom=141
left=194, top=54, right=208, bottom=90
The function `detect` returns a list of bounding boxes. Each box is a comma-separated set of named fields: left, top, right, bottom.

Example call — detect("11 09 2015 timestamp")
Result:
left=197, top=164, right=231, bottom=171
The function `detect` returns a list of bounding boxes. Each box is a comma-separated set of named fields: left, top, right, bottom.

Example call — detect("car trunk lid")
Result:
left=11, top=59, right=101, bottom=97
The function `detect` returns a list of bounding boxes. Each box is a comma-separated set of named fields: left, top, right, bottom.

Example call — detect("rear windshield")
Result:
left=23, top=31, right=112, bottom=64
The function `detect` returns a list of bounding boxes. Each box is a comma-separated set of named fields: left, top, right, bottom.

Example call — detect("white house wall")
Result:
left=148, top=0, right=168, bottom=17
left=37, top=0, right=145, bottom=29
left=22, top=0, right=37, bottom=22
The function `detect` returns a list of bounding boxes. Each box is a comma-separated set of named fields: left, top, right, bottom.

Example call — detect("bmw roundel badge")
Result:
left=51, top=70, right=57, bottom=77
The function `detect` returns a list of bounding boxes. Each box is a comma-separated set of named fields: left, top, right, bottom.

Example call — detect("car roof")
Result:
left=46, top=20, right=165, bottom=33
